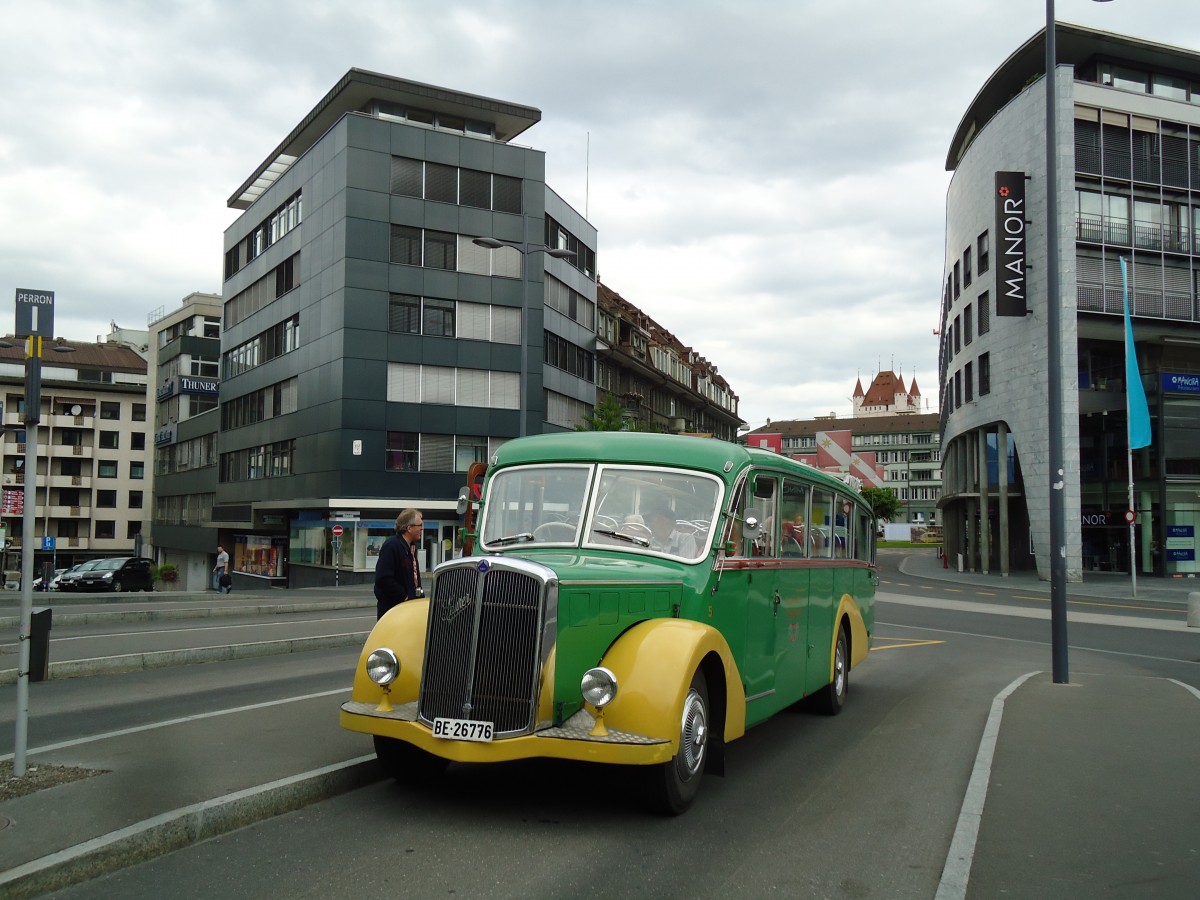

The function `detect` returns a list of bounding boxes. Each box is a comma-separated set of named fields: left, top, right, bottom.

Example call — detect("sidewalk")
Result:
left=899, top=547, right=1200, bottom=607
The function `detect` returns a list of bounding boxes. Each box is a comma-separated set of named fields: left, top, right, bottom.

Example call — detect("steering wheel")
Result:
left=618, top=522, right=654, bottom=541
left=532, top=521, right=577, bottom=541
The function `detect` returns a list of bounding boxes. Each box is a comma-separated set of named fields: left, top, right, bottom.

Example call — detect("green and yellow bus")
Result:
left=340, top=431, right=876, bottom=814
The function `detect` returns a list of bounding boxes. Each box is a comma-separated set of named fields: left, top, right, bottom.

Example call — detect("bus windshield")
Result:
left=479, top=463, right=722, bottom=562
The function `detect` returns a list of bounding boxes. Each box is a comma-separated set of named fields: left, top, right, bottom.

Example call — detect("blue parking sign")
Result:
left=42, top=536, right=55, bottom=550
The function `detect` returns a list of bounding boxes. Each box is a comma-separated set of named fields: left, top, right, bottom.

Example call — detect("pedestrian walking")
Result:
left=374, top=509, right=424, bottom=619
left=214, top=544, right=232, bottom=594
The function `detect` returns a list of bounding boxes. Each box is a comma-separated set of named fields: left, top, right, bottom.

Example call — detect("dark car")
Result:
left=58, top=559, right=106, bottom=592
left=78, top=557, right=154, bottom=593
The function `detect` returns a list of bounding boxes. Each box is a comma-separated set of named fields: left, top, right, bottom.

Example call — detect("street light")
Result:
left=471, top=235, right=576, bottom=437
left=0, top=335, right=75, bottom=776
left=1046, top=0, right=1113, bottom=685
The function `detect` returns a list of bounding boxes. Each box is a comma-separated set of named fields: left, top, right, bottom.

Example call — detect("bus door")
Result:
left=805, top=487, right=838, bottom=696
left=774, top=477, right=812, bottom=706
left=738, top=472, right=781, bottom=720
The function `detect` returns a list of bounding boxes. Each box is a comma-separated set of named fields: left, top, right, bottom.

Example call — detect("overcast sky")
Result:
left=2, top=1, right=1197, bottom=428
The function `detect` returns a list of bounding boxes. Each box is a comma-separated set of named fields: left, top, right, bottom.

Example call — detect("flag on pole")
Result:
left=1120, top=257, right=1151, bottom=450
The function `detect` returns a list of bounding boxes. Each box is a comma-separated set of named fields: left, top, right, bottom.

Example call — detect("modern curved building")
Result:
left=939, top=24, right=1200, bottom=581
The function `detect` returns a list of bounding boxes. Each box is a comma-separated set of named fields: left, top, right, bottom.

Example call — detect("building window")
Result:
left=978, top=292, right=990, bottom=336
left=98, top=460, right=118, bottom=478
left=423, top=230, right=457, bottom=270
left=385, top=432, right=418, bottom=471
left=425, top=163, right=458, bottom=204
left=129, top=490, right=144, bottom=509
left=96, top=490, right=117, bottom=508
left=132, top=403, right=146, bottom=422
left=390, top=225, right=422, bottom=265
left=493, top=175, right=522, bottom=214
left=423, top=299, right=455, bottom=337
left=953, top=262, right=961, bottom=299
left=979, top=353, right=991, bottom=396
left=964, top=305, right=973, bottom=346
left=100, top=402, right=120, bottom=420
left=130, top=461, right=144, bottom=480
left=965, top=362, right=974, bottom=402
left=390, top=157, right=422, bottom=197
left=977, top=231, right=990, bottom=274
left=963, top=248, right=973, bottom=287
left=127, top=522, right=142, bottom=540
left=99, top=431, right=119, bottom=449
left=953, top=316, right=961, bottom=355
left=132, top=433, right=145, bottom=451
left=455, top=435, right=488, bottom=472
left=389, top=294, right=421, bottom=333
left=95, top=520, right=116, bottom=540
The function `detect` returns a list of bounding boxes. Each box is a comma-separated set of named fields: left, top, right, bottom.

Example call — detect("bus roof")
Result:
left=490, top=432, right=866, bottom=498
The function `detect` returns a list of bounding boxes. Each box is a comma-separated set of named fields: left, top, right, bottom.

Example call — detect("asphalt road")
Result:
left=28, top=551, right=1200, bottom=899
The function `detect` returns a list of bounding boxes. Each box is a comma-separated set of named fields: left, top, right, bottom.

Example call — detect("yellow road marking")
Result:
left=872, top=639, right=945, bottom=650
left=1005, top=594, right=1179, bottom=615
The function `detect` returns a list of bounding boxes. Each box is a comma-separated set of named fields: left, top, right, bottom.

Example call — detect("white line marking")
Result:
left=935, top=671, right=1039, bottom=900
left=0, top=686, right=350, bottom=762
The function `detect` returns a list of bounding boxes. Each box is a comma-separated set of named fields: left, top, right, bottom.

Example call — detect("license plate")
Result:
left=432, top=717, right=494, bottom=742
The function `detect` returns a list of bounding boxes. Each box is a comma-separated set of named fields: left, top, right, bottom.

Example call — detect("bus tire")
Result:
left=814, top=624, right=848, bottom=716
left=373, top=735, right=449, bottom=784
left=646, top=668, right=709, bottom=816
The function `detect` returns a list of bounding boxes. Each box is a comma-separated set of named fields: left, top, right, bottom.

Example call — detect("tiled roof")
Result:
left=0, top=336, right=147, bottom=374
left=747, top=411, right=940, bottom=437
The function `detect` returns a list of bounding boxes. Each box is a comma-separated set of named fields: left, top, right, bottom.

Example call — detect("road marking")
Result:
left=936, top=671, right=1038, bottom=900
left=877, top=593, right=1192, bottom=632
left=871, top=639, right=944, bottom=650
left=0, top=687, right=350, bottom=762
left=36, top=614, right=376, bottom=644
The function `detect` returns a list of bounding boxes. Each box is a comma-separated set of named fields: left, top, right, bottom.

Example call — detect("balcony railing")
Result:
left=1077, top=213, right=1194, bottom=254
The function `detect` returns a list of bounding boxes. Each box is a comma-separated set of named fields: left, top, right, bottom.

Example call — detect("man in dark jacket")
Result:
left=374, top=509, right=424, bottom=619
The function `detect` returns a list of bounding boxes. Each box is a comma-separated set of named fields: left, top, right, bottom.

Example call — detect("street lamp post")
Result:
left=472, top=235, right=575, bottom=437
left=1046, top=0, right=1114, bottom=685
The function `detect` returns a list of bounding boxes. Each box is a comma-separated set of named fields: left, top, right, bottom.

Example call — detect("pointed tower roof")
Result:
left=909, top=377, right=921, bottom=397
left=852, top=377, right=865, bottom=398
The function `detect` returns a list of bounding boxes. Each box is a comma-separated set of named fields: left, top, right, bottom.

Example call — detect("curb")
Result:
left=0, top=755, right=383, bottom=899
left=0, top=632, right=369, bottom=685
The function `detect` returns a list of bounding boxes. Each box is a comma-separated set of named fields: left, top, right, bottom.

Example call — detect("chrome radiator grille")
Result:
left=418, top=557, right=556, bottom=737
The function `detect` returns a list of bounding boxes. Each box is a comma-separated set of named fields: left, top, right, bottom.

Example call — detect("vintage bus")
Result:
left=340, top=432, right=876, bottom=814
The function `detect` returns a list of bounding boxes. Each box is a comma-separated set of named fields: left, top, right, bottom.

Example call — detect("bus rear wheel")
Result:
left=813, top=625, right=848, bottom=716
left=646, top=668, right=709, bottom=816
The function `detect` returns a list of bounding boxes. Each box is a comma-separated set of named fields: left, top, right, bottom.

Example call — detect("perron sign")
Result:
left=994, top=171, right=1028, bottom=317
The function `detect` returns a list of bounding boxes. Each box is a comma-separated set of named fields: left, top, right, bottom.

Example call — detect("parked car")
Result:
left=33, top=568, right=68, bottom=592
left=79, top=557, right=154, bottom=592
left=58, top=559, right=106, bottom=592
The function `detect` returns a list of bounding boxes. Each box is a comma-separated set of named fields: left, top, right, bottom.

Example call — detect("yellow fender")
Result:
left=595, top=618, right=746, bottom=748
left=833, top=594, right=871, bottom=677
left=349, top=599, right=430, bottom=705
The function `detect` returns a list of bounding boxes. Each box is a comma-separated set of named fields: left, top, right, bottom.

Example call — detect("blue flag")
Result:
left=1120, top=257, right=1151, bottom=450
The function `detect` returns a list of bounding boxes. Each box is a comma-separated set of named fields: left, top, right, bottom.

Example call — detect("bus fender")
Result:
left=596, top=618, right=747, bottom=748
left=349, top=599, right=430, bottom=706
left=833, top=594, right=871, bottom=674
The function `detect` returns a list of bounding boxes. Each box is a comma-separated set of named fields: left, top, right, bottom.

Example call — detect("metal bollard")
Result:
left=1188, top=592, right=1200, bottom=628
left=29, top=606, right=52, bottom=682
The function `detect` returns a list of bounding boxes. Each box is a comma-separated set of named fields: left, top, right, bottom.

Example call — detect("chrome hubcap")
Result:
left=678, top=688, right=707, bottom=779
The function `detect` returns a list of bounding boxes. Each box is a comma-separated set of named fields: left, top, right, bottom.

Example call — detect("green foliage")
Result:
left=576, top=393, right=652, bottom=432
left=152, top=563, right=178, bottom=583
left=860, top=486, right=903, bottom=522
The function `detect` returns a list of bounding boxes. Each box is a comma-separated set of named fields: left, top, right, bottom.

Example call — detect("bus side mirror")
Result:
left=456, top=485, right=471, bottom=516
left=742, top=508, right=762, bottom=540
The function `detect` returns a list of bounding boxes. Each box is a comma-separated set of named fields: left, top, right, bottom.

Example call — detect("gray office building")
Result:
left=216, top=70, right=598, bottom=588
left=939, top=25, right=1200, bottom=581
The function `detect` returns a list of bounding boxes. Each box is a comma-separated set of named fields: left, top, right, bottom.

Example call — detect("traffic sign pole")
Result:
left=331, top=525, right=344, bottom=587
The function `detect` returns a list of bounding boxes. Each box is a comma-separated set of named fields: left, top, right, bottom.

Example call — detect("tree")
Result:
left=576, top=393, right=652, bottom=432
left=860, top=486, right=902, bottom=524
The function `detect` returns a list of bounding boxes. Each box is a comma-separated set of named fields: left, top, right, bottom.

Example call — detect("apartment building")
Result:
left=147, top=293, right=222, bottom=590
left=0, top=338, right=149, bottom=584
left=940, top=23, right=1200, bottom=579
left=595, top=283, right=741, bottom=439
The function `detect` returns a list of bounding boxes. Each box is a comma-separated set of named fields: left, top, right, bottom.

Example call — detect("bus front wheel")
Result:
left=646, top=668, right=709, bottom=816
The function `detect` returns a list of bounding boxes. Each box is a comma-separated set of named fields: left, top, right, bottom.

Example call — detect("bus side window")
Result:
left=810, top=488, right=834, bottom=558
left=854, top=506, right=875, bottom=563
left=751, top=474, right=778, bottom=557
left=834, top=495, right=850, bottom=559
left=781, top=478, right=808, bottom=558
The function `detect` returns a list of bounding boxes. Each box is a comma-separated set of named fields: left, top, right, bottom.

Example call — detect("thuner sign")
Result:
left=994, top=172, right=1028, bottom=317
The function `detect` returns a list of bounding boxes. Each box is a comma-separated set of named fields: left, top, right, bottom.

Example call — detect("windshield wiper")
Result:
left=593, top=528, right=650, bottom=547
left=489, top=532, right=534, bottom=547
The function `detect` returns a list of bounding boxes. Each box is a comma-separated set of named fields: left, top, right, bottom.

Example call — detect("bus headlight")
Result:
left=366, top=648, right=399, bottom=686
left=580, top=666, right=618, bottom=709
